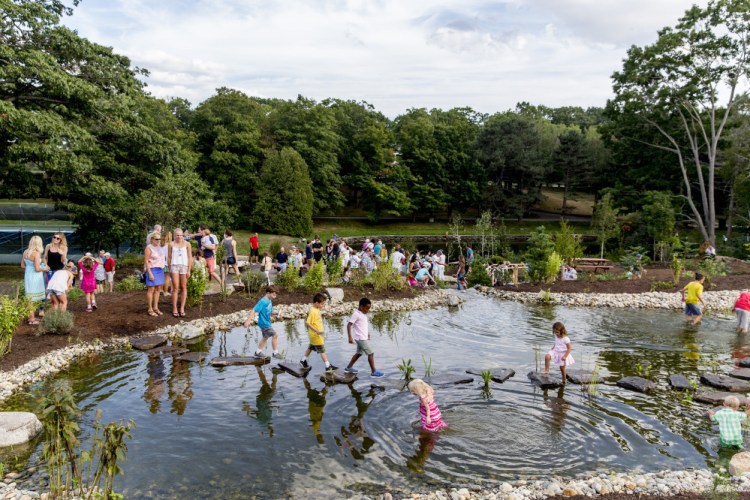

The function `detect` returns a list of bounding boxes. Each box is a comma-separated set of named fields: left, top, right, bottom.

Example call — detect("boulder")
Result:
left=175, top=352, right=209, bottom=363
left=145, top=346, right=190, bottom=358
left=738, top=358, right=750, bottom=368
left=527, top=371, right=564, bottom=389
left=427, top=374, right=474, bottom=386
left=175, top=324, right=204, bottom=341
left=447, top=295, right=461, bottom=307
left=320, top=371, right=357, bottom=384
left=694, top=390, right=748, bottom=406
left=668, top=374, right=694, bottom=391
left=729, top=368, right=750, bottom=381
left=616, top=376, right=656, bottom=393
left=466, top=368, right=515, bottom=383
left=277, top=362, right=311, bottom=378
left=566, top=369, right=594, bottom=385
left=210, top=356, right=270, bottom=367
left=0, top=412, right=42, bottom=447
left=729, top=451, right=750, bottom=477
left=700, top=374, right=750, bottom=392
left=130, top=335, right=167, bottom=351
left=325, top=288, right=345, bottom=304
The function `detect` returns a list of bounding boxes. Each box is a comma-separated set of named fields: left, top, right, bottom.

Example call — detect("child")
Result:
left=708, top=396, right=750, bottom=448
left=104, top=252, right=116, bottom=293
left=681, top=272, right=706, bottom=325
left=299, top=293, right=337, bottom=370
left=408, top=379, right=449, bottom=432
left=261, top=252, right=274, bottom=285
left=344, top=298, right=384, bottom=377
left=543, top=322, right=574, bottom=382
left=244, top=286, right=282, bottom=359
left=95, top=250, right=107, bottom=293
left=47, top=261, right=76, bottom=311
left=734, top=290, right=750, bottom=334
left=78, top=253, right=99, bottom=312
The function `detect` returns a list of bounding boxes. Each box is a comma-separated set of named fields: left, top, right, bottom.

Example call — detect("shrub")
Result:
left=525, top=226, right=555, bottom=282
left=274, top=264, right=300, bottom=291
left=243, top=271, right=268, bottom=294
left=118, top=253, right=144, bottom=267
left=39, top=310, right=75, bottom=335
left=67, top=287, right=84, bottom=301
left=370, top=264, right=405, bottom=292
left=115, top=275, right=146, bottom=292
left=0, top=291, right=34, bottom=356
left=542, top=251, right=564, bottom=283
left=698, top=258, right=729, bottom=281
left=304, top=261, right=326, bottom=293
left=269, top=241, right=282, bottom=258
left=554, top=220, right=583, bottom=263
left=468, top=258, right=492, bottom=287
left=326, top=257, right=343, bottom=284
left=186, top=273, right=207, bottom=307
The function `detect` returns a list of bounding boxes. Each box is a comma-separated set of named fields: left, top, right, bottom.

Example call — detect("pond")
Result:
left=1, top=293, right=747, bottom=498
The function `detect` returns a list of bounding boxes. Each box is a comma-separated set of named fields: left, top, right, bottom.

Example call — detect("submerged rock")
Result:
left=277, top=362, right=311, bottom=378
left=616, top=376, right=656, bottom=393
left=566, top=369, right=594, bottom=385
left=174, top=352, right=209, bottom=363
left=0, top=412, right=42, bottom=447
left=466, top=368, right=515, bottom=383
left=729, top=368, right=750, bottom=380
left=130, top=335, right=167, bottom=351
left=527, top=371, right=564, bottom=389
left=320, top=371, right=357, bottom=384
left=700, top=374, right=750, bottom=393
left=210, top=356, right=270, bottom=367
left=145, top=346, right=190, bottom=358
left=668, top=374, right=694, bottom=391
left=694, top=390, right=748, bottom=406
left=427, top=374, right=474, bottom=386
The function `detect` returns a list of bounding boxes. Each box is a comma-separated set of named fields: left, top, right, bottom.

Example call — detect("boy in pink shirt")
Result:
left=344, top=298, right=384, bottom=378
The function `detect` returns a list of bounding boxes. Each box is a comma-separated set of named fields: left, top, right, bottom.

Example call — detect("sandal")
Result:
left=28, top=319, right=39, bottom=325
left=148, top=310, right=158, bottom=317
left=179, top=311, right=186, bottom=317
left=172, top=312, right=180, bottom=318
left=155, top=310, right=164, bottom=316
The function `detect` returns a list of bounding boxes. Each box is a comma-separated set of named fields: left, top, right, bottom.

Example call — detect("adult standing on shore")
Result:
left=43, top=232, right=67, bottom=282
left=304, top=239, right=313, bottom=266
left=249, top=233, right=259, bottom=264
left=222, top=230, right=242, bottom=284
left=145, top=233, right=166, bottom=317
left=276, top=247, right=289, bottom=273
left=21, top=236, right=46, bottom=325
left=168, top=228, right=192, bottom=317
left=312, top=236, right=323, bottom=263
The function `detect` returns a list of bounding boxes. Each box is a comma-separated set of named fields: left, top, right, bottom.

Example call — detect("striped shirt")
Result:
left=711, top=408, right=747, bottom=447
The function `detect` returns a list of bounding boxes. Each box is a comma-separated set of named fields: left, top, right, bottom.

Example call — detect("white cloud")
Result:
left=62, top=0, right=706, bottom=116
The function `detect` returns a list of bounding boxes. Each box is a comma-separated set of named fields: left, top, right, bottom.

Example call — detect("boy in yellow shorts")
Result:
left=300, top=293, right=337, bottom=371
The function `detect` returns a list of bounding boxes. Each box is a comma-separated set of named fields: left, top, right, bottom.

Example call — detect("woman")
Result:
left=222, top=230, right=241, bottom=283
left=43, top=232, right=67, bottom=282
left=409, top=254, right=421, bottom=276
left=456, top=255, right=468, bottom=290
left=168, top=229, right=193, bottom=317
left=21, top=236, right=46, bottom=324
left=144, top=233, right=166, bottom=316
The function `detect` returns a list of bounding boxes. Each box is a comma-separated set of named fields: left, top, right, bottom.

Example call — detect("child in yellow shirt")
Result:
left=300, top=293, right=337, bottom=371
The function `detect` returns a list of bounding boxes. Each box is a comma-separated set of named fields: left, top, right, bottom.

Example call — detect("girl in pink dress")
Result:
left=543, top=321, right=574, bottom=382
left=408, top=379, right=448, bottom=432
left=78, top=254, right=99, bottom=312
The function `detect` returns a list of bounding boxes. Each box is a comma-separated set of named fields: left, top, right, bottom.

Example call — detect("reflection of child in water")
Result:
left=253, top=367, right=278, bottom=437
left=303, top=379, right=328, bottom=444
left=408, top=379, right=448, bottom=432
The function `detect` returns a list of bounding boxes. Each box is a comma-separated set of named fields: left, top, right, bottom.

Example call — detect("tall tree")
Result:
left=551, top=128, right=589, bottom=212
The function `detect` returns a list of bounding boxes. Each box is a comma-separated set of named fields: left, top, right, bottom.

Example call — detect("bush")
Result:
left=542, top=251, right=564, bottom=283
left=67, top=287, right=85, bottom=302
left=118, top=253, right=144, bottom=267
left=268, top=242, right=282, bottom=258
left=468, top=258, right=492, bottom=287
left=370, top=264, right=405, bottom=292
left=304, top=261, right=326, bottom=293
left=525, top=226, right=555, bottom=282
left=274, top=265, right=300, bottom=291
left=698, top=258, right=729, bottom=281
left=554, top=220, right=583, bottom=263
left=243, top=271, right=268, bottom=293
left=116, top=275, right=146, bottom=292
left=326, top=257, right=343, bottom=284
left=39, top=310, right=75, bottom=335
left=186, top=273, right=207, bottom=307
left=0, top=292, right=34, bottom=356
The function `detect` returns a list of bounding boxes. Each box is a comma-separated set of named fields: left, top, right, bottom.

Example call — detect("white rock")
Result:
left=730, top=452, right=750, bottom=477
left=175, top=324, right=205, bottom=341
left=325, top=288, right=345, bottom=304
left=0, top=413, right=42, bottom=447
left=500, top=482, right=513, bottom=493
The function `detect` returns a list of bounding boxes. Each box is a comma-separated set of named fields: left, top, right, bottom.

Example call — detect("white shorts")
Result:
left=106, top=271, right=115, bottom=282
left=170, top=264, right=189, bottom=275
left=47, top=289, right=66, bottom=297
left=738, top=309, right=750, bottom=330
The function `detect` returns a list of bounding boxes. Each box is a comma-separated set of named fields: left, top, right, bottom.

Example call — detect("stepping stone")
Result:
left=616, top=376, right=656, bottom=393
left=668, top=374, right=694, bottom=391
left=277, top=362, right=312, bottom=378
left=566, top=369, right=595, bottom=385
left=694, top=390, right=749, bottom=406
left=729, top=368, right=750, bottom=381
left=466, top=368, right=515, bottom=383
left=427, top=374, right=474, bottom=386
left=320, top=371, right=357, bottom=384
left=370, top=379, right=407, bottom=391
left=0, top=412, right=42, bottom=447
left=527, top=371, right=564, bottom=389
left=210, top=356, right=270, bottom=367
left=145, top=346, right=190, bottom=358
left=738, top=358, right=750, bottom=368
left=175, top=352, right=209, bottom=363
left=130, top=335, right=168, bottom=351
left=175, top=324, right=204, bottom=341
left=700, top=374, right=750, bottom=393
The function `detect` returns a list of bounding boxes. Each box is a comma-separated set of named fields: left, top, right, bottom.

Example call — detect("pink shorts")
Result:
left=547, top=350, right=575, bottom=367
left=205, top=256, right=216, bottom=273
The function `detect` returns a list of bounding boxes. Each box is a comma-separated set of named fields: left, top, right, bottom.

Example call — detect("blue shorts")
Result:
left=685, top=303, right=702, bottom=316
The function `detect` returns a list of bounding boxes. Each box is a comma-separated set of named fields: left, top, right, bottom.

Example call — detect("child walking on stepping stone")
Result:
left=708, top=396, right=750, bottom=448
left=543, top=322, right=574, bottom=382
left=344, top=297, right=384, bottom=378
left=300, top=293, right=337, bottom=371
left=408, top=379, right=448, bottom=432
left=244, top=285, right=282, bottom=359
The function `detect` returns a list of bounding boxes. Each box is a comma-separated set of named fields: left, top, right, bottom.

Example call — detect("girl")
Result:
left=456, top=255, right=468, bottom=290
left=193, top=249, right=207, bottom=280
left=144, top=233, right=166, bottom=316
left=21, top=236, right=46, bottom=324
left=408, top=379, right=448, bottom=432
left=261, top=252, right=274, bottom=285
left=94, top=250, right=106, bottom=293
left=78, top=253, right=99, bottom=312
left=47, top=261, right=76, bottom=311
left=734, top=290, right=750, bottom=334
left=43, top=232, right=67, bottom=282
left=543, top=322, right=575, bottom=381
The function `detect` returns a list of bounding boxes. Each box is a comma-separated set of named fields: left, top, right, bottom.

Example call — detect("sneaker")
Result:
left=344, top=366, right=359, bottom=374
left=86, top=306, right=92, bottom=313
left=272, top=352, right=284, bottom=359
left=370, top=370, right=384, bottom=378
left=326, top=364, right=338, bottom=371
left=254, top=351, right=265, bottom=358
left=300, top=359, right=309, bottom=369
left=91, top=302, right=97, bottom=310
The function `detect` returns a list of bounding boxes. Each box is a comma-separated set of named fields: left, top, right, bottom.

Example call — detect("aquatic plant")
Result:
left=587, top=363, right=602, bottom=397
left=537, top=289, right=555, bottom=304
left=422, top=355, right=434, bottom=378
left=634, top=362, right=652, bottom=379
left=397, top=358, right=415, bottom=381
left=480, top=369, right=492, bottom=388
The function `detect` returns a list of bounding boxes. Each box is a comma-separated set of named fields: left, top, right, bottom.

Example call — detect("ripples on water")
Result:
left=1, top=293, right=747, bottom=497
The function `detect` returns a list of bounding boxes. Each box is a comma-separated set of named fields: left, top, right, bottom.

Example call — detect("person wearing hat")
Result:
left=104, top=251, right=116, bottom=293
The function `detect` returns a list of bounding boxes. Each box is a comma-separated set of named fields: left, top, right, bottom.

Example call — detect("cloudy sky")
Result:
left=62, top=0, right=706, bottom=117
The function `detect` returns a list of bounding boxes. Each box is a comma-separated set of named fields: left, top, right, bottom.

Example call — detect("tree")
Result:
left=591, top=193, right=620, bottom=258
left=253, top=148, right=314, bottom=237
left=609, top=0, right=750, bottom=244
left=641, top=191, right=676, bottom=262
left=551, top=129, right=589, bottom=213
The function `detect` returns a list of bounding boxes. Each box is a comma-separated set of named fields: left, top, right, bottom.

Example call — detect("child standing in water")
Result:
left=408, top=379, right=448, bottom=432
left=708, top=396, right=750, bottom=448
left=543, top=322, right=574, bottom=382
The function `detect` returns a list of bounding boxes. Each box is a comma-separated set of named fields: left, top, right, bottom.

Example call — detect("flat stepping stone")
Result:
left=566, top=369, right=594, bottom=385
left=668, top=374, right=694, bottom=391
left=145, top=346, right=190, bottom=358
left=277, top=362, right=312, bottom=378
left=320, top=371, right=357, bottom=384
left=527, top=371, right=564, bottom=389
left=210, top=356, right=270, bottom=367
left=694, top=390, right=749, bottom=406
left=700, top=374, right=750, bottom=392
left=616, top=376, right=656, bottom=393
left=466, top=368, right=515, bottom=383
left=427, top=374, right=474, bottom=386
left=130, top=335, right=168, bottom=351
left=0, top=412, right=42, bottom=447
left=175, top=352, right=209, bottom=363
left=729, top=368, right=750, bottom=380
left=738, top=358, right=750, bottom=368
left=370, top=379, right=407, bottom=391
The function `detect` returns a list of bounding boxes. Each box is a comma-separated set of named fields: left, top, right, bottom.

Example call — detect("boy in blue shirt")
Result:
left=244, top=285, right=282, bottom=358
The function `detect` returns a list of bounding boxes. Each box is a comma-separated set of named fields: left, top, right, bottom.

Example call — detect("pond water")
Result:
left=1, top=293, right=748, bottom=498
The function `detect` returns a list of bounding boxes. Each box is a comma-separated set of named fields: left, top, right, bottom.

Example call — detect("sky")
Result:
left=61, top=0, right=707, bottom=117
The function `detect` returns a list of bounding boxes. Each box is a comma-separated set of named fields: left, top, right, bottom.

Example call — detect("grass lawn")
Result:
left=535, top=188, right=595, bottom=216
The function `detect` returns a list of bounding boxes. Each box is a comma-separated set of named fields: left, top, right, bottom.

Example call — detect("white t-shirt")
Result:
left=348, top=309, right=369, bottom=341
left=47, top=269, right=71, bottom=292
left=390, top=251, right=404, bottom=270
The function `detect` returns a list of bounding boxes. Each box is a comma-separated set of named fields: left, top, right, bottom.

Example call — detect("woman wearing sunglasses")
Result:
left=43, top=233, right=68, bottom=282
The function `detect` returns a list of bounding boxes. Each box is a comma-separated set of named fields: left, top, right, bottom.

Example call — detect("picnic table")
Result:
left=572, top=258, right=613, bottom=273
left=489, top=262, right=527, bottom=286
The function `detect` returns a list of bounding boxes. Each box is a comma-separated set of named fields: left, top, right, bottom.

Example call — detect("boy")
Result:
left=300, top=293, right=337, bottom=370
left=344, top=298, right=384, bottom=377
left=244, top=286, right=282, bottom=358
left=708, top=396, right=750, bottom=448
left=681, top=272, right=706, bottom=325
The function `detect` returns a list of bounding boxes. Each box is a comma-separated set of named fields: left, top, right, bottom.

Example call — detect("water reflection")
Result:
left=168, top=360, right=193, bottom=416
left=144, top=356, right=195, bottom=415
left=406, top=431, right=439, bottom=473
left=335, top=385, right=376, bottom=460
left=303, top=379, right=328, bottom=444
left=144, top=357, right=166, bottom=414
left=242, top=367, right=279, bottom=437
left=371, top=311, right=409, bottom=340
left=544, top=386, right=570, bottom=435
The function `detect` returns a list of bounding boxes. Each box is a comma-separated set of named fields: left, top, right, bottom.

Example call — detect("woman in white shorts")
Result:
left=47, top=261, right=76, bottom=311
left=168, top=229, right=193, bottom=317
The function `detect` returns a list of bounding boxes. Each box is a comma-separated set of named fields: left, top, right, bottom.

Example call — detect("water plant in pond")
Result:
left=397, top=358, right=415, bottom=381
left=537, top=289, right=554, bottom=304
left=480, top=369, right=492, bottom=388
left=587, top=363, right=602, bottom=397
left=635, top=362, right=652, bottom=379
left=422, top=355, right=434, bottom=378
left=533, top=345, right=542, bottom=372
left=682, top=389, right=693, bottom=405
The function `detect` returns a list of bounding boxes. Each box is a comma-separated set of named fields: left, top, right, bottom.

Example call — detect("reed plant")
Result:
left=397, top=358, right=415, bottom=381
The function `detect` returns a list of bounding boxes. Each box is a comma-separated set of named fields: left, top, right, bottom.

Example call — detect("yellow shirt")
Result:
left=307, top=307, right=324, bottom=345
left=684, top=281, right=703, bottom=304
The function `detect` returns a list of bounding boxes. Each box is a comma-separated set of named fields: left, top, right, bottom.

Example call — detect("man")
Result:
left=249, top=233, right=259, bottom=264
left=312, top=236, right=324, bottom=263
left=104, top=252, right=116, bottom=293
left=681, top=272, right=706, bottom=325
left=466, top=244, right=474, bottom=269
left=390, top=247, right=405, bottom=274
left=200, top=225, right=223, bottom=285
left=304, top=239, right=314, bottom=266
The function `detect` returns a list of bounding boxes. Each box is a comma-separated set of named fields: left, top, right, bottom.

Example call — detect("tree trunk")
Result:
left=726, top=184, right=735, bottom=238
